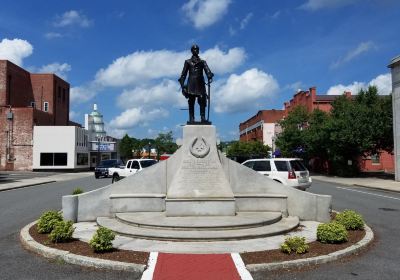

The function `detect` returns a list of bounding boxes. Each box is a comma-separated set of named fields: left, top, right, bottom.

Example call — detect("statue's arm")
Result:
left=203, top=61, right=214, bottom=82
left=178, top=61, right=189, bottom=87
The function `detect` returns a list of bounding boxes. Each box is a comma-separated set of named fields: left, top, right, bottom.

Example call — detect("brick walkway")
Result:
left=152, top=253, right=242, bottom=280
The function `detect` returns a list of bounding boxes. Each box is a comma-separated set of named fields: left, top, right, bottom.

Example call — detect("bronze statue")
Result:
left=179, top=44, right=214, bottom=124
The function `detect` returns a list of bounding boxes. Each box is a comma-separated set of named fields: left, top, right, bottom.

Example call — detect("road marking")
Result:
left=140, top=252, right=158, bottom=280
left=231, top=253, right=254, bottom=280
left=336, top=186, right=400, bottom=201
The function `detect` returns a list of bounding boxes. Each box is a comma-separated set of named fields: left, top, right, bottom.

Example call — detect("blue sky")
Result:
left=0, top=0, right=399, bottom=141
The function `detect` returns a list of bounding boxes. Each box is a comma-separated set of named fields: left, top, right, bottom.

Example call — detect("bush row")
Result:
left=281, top=209, right=365, bottom=253
left=37, top=210, right=115, bottom=252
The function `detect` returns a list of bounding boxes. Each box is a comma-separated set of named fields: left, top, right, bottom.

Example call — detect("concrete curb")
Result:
left=313, top=178, right=400, bottom=193
left=246, top=224, right=374, bottom=272
left=20, top=221, right=146, bottom=273
left=0, top=181, right=57, bottom=192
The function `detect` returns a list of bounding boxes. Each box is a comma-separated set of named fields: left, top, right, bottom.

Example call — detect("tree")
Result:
left=119, top=134, right=134, bottom=160
left=275, top=106, right=309, bottom=158
left=226, top=140, right=271, bottom=162
left=154, top=131, right=178, bottom=159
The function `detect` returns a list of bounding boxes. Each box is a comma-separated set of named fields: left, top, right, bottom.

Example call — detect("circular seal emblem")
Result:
left=189, top=137, right=210, bottom=158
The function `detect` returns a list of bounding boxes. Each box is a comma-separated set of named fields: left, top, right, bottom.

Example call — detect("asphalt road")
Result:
left=252, top=180, right=400, bottom=280
left=1, top=176, right=399, bottom=279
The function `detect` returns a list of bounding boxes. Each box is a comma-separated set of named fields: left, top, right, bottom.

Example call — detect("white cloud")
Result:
left=214, top=68, right=279, bottom=113
left=368, top=73, right=392, bottom=95
left=54, top=10, right=92, bottom=28
left=331, top=41, right=375, bottom=69
left=116, top=79, right=186, bottom=110
left=44, top=32, right=63, bottom=39
left=182, top=0, right=231, bottom=29
left=109, top=107, right=169, bottom=129
left=271, top=11, right=281, bottom=20
left=327, top=73, right=392, bottom=95
left=300, top=0, right=360, bottom=11
left=104, top=123, right=127, bottom=139
left=39, top=62, right=71, bottom=79
left=240, top=13, right=253, bottom=30
left=0, top=38, right=33, bottom=66
left=70, top=84, right=100, bottom=104
left=95, top=46, right=245, bottom=87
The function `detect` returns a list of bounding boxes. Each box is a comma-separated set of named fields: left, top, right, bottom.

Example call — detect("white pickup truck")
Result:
left=109, top=159, right=157, bottom=183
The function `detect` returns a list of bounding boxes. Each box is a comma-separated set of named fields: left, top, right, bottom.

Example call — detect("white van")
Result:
left=242, top=158, right=312, bottom=190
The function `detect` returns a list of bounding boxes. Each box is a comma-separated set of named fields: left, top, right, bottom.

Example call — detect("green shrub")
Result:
left=89, top=227, right=115, bottom=252
left=49, top=220, right=74, bottom=243
left=72, top=188, right=84, bottom=195
left=37, top=210, right=63, bottom=233
left=335, top=210, right=364, bottom=230
left=280, top=236, right=309, bottom=254
left=317, top=222, right=348, bottom=244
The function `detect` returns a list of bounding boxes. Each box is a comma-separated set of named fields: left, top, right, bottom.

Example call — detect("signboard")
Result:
left=91, top=142, right=115, bottom=152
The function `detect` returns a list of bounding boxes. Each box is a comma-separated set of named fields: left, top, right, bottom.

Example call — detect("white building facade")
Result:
left=32, top=126, right=89, bottom=170
left=389, top=55, right=400, bottom=181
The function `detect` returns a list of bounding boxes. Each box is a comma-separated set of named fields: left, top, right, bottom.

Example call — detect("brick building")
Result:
left=239, top=86, right=394, bottom=172
left=0, top=60, right=71, bottom=170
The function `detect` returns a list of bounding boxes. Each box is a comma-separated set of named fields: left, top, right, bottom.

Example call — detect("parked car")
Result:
left=109, top=159, right=158, bottom=183
left=94, top=159, right=124, bottom=179
left=241, top=158, right=312, bottom=190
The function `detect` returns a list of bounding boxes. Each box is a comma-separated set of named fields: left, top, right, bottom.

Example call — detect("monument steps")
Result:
left=114, top=211, right=283, bottom=231
left=96, top=214, right=299, bottom=241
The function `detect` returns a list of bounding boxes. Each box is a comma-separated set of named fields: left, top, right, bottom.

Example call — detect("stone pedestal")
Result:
left=166, top=125, right=235, bottom=216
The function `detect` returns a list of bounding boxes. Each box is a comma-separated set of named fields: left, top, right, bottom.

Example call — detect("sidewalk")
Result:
left=0, top=172, right=93, bottom=192
left=313, top=175, right=400, bottom=193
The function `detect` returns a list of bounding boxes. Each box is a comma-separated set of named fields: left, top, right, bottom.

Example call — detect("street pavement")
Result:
left=1, top=173, right=399, bottom=279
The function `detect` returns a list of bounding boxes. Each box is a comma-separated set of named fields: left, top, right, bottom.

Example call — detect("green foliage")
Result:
left=317, top=222, right=348, bottom=244
left=49, top=220, right=74, bottom=243
left=72, top=188, right=84, bottom=195
left=119, top=134, right=134, bottom=160
left=154, top=131, right=178, bottom=159
left=335, top=210, right=364, bottom=230
left=37, top=210, right=63, bottom=234
left=226, top=140, right=271, bottom=160
left=89, top=227, right=115, bottom=252
left=275, top=86, right=393, bottom=176
left=280, top=236, right=309, bottom=254
left=276, top=106, right=309, bottom=158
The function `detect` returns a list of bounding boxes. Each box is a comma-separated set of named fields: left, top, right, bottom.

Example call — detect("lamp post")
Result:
left=148, top=142, right=151, bottom=159
left=96, top=136, right=101, bottom=166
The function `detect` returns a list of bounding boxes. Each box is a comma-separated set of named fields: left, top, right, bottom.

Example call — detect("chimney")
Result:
left=344, top=91, right=351, bottom=98
left=309, top=87, right=316, bottom=98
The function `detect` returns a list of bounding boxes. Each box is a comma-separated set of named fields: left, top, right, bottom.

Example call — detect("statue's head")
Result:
left=191, top=44, right=200, bottom=56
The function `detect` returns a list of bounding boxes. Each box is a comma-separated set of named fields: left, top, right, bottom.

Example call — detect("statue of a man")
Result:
left=178, top=44, right=214, bottom=123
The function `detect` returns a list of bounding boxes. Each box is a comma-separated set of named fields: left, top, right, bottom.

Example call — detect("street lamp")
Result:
left=148, top=142, right=151, bottom=159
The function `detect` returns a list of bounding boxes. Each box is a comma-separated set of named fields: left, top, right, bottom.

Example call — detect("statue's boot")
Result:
left=189, top=106, right=195, bottom=122
left=200, top=107, right=206, bottom=122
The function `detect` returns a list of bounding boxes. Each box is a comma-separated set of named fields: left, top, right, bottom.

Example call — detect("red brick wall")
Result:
left=30, top=74, right=70, bottom=125
left=239, top=110, right=284, bottom=142
left=360, top=151, right=395, bottom=172
left=0, top=60, right=33, bottom=107
left=0, top=108, right=34, bottom=170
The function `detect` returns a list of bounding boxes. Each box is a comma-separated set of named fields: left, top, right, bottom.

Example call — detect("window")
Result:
left=40, top=153, right=67, bottom=166
left=371, top=154, right=380, bottom=164
left=40, top=153, right=53, bottom=166
left=30, top=102, right=36, bottom=108
left=243, top=161, right=254, bottom=169
left=253, top=161, right=271, bottom=172
left=58, top=86, right=61, bottom=99
left=274, top=161, right=289, bottom=171
left=54, top=153, right=67, bottom=166
left=77, top=153, right=88, bottom=166
left=290, top=160, right=307, bottom=171
left=43, top=102, right=49, bottom=112
left=126, top=161, right=132, bottom=169
left=131, top=161, right=140, bottom=169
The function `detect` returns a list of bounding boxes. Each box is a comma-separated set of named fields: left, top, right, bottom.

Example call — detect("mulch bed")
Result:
left=29, top=224, right=149, bottom=265
left=241, top=228, right=366, bottom=265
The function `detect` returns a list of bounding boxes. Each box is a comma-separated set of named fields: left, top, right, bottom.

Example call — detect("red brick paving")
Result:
left=152, top=253, right=241, bottom=280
